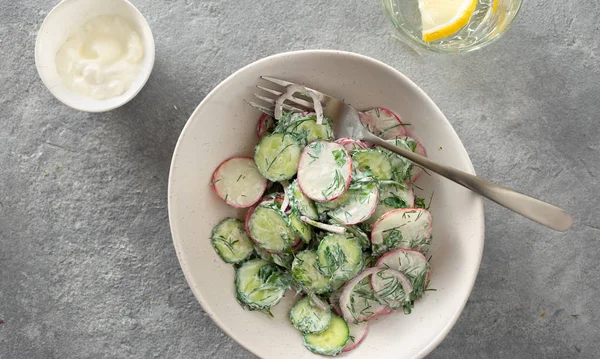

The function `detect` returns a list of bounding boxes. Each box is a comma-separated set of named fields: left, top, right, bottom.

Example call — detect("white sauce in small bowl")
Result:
left=55, top=15, right=144, bottom=100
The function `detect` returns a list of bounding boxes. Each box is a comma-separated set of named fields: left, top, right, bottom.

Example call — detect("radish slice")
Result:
left=256, top=113, right=274, bottom=140
left=362, top=180, right=415, bottom=231
left=329, top=289, right=342, bottom=315
left=280, top=181, right=291, bottom=212
left=275, top=85, right=324, bottom=125
left=342, top=321, right=369, bottom=352
left=372, top=306, right=394, bottom=318
left=361, top=107, right=407, bottom=140
left=334, top=137, right=368, bottom=152
left=358, top=112, right=377, bottom=135
left=211, top=157, right=267, bottom=208
left=370, top=268, right=413, bottom=310
left=329, top=183, right=379, bottom=225
left=297, top=141, right=352, bottom=202
left=370, top=208, right=433, bottom=255
left=410, top=139, right=427, bottom=182
left=339, top=268, right=390, bottom=324
left=376, top=248, right=430, bottom=300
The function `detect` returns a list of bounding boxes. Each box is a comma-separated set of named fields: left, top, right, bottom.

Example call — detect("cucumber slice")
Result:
left=291, top=250, right=331, bottom=294
left=271, top=252, right=294, bottom=269
left=376, top=137, right=426, bottom=182
left=283, top=113, right=334, bottom=146
left=297, top=141, right=352, bottom=202
left=316, top=234, right=364, bottom=283
left=329, top=182, right=379, bottom=225
left=370, top=267, right=413, bottom=310
left=235, top=259, right=290, bottom=312
left=254, top=245, right=273, bottom=261
left=289, top=179, right=319, bottom=220
left=303, top=315, right=350, bottom=356
left=211, top=157, right=267, bottom=208
left=245, top=193, right=285, bottom=236
left=370, top=208, right=433, bottom=255
left=249, top=204, right=297, bottom=252
left=255, top=133, right=302, bottom=182
left=339, top=268, right=390, bottom=324
left=351, top=149, right=393, bottom=181
left=376, top=248, right=430, bottom=301
left=341, top=224, right=370, bottom=250
left=290, top=297, right=332, bottom=334
left=289, top=210, right=313, bottom=244
left=253, top=245, right=294, bottom=269
left=362, top=180, right=415, bottom=231
left=210, top=218, right=254, bottom=264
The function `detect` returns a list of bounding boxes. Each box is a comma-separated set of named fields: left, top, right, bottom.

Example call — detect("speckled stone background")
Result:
left=1, top=0, right=599, bottom=358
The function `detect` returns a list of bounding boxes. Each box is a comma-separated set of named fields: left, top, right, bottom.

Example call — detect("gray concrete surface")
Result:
left=1, top=0, right=599, bottom=358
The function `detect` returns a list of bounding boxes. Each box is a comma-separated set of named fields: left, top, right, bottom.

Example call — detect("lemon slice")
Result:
left=418, top=0, right=479, bottom=42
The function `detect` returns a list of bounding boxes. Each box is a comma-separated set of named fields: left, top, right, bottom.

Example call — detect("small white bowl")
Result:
left=168, top=50, right=485, bottom=359
left=35, top=0, right=155, bottom=112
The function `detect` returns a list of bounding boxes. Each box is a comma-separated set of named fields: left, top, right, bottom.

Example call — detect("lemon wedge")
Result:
left=418, top=0, right=479, bottom=42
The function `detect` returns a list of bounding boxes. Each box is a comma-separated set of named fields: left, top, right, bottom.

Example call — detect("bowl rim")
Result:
left=34, top=0, right=155, bottom=113
left=168, top=49, right=485, bottom=358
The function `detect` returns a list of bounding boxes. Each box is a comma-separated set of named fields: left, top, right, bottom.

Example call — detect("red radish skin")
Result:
left=372, top=306, right=394, bottom=318
left=297, top=141, right=352, bottom=202
left=359, top=112, right=376, bottom=134
left=361, top=107, right=407, bottom=140
left=211, top=157, right=267, bottom=208
left=342, top=322, right=369, bottom=353
left=370, top=208, right=433, bottom=253
left=407, top=137, right=427, bottom=182
left=256, top=113, right=274, bottom=140
left=339, top=268, right=390, bottom=324
left=334, top=138, right=368, bottom=152
left=244, top=206, right=255, bottom=236
left=329, top=290, right=342, bottom=315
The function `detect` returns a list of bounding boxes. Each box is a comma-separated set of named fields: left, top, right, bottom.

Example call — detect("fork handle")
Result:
left=365, top=134, right=573, bottom=232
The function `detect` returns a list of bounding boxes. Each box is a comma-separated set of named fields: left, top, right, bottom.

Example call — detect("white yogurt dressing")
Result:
left=56, top=15, right=144, bottom=100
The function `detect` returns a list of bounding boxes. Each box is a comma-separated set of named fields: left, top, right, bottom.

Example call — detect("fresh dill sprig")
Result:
left=267, top=143, right=294, bottom=171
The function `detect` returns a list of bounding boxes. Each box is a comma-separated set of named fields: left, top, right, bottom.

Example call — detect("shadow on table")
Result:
left=109, top=58, right=213, bottom=183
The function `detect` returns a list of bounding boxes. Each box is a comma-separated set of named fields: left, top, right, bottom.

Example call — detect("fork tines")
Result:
left=249, top=76, right=317, bottom=114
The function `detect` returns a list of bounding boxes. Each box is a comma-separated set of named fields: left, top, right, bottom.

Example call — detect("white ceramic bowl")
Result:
left=168, top=50, right=484, bottom=359
left=35, top=0, right=155, bottom=112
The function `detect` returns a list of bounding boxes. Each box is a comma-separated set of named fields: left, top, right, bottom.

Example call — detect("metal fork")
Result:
left=247, top=76, right=573, bottom=232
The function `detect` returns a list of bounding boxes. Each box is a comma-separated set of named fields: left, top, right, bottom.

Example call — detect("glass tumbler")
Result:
left=382, top=0, right=523, bottom=53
